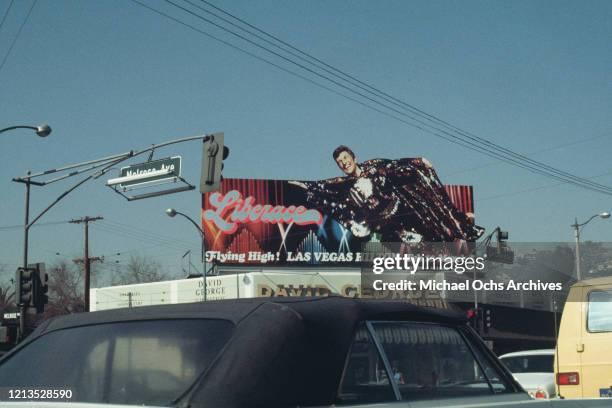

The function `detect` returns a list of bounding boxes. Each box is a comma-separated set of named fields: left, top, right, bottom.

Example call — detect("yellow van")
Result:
left=554, top=276, right=612, bottom=399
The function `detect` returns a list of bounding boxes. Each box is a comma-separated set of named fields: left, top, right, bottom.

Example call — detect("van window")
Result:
left=587, top=290, right=612, bottom=332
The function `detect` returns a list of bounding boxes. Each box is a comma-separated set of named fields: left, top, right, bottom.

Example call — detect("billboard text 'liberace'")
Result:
left=203, top=190, right=323, bottom=234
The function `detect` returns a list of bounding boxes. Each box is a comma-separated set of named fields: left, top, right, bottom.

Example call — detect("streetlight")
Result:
left=165, top=208, right=208, bottom=300
left=572, top=212, right=610, bottom=281
left=10, top=133, right=210, bottom=340
left=1, top=124, right=52, bottom=137
left=4, top=123, right=52, bottom=339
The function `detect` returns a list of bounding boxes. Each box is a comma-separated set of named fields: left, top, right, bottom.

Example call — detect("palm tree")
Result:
left=0, top=284, right=15, bottom=313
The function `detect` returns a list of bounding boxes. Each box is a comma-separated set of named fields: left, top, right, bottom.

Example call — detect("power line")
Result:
left=191, top=0, right=612, bottom=194
left=98, top=220, right=200, bottom=250
left=178, top=0, right=612, bottom=194
left=0, top=219, right=201, bottom=266
left=0, top=0, right=15, bottom=33
left=447, top=131, right=612, bottom=177
left=92, top=225, right=195, bottom=253
left=132, top=0, right=612, bottom=196
left=91, top=223, right=198, bottom=253
left=0, top=219, right=71, bottom=231
left=103, top=219, right=199, bottom=247
left=477, top=169, right=612, bottom=202
left=99, top=244, right=187, bottom=259
left=0, top=0, right=37, bottom=74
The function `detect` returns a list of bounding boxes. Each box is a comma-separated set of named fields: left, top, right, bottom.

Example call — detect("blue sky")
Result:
left=1, top=0, right=610, bottom=282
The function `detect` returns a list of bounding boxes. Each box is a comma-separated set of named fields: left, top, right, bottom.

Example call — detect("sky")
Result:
left=0, top=0, right=610, bottom=284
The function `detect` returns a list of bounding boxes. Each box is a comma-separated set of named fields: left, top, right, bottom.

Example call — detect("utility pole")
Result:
left=571, top=212, right=610, bottom=281
left=573, top=217, right=582, bottom=281
left=70, top=216, right=103, bottom=311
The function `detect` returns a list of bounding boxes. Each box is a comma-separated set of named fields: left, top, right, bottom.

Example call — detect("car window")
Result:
left=336, top=323, right=396, bottom=405
left=501, top=355, right=553, bottom=373
left=0, top=319, right=234, bottom=405
left=370, top=322, right=507, bottom=401
left=464, top=339, right=509, bottom=393
left=587, top=289, right=612, bottom=332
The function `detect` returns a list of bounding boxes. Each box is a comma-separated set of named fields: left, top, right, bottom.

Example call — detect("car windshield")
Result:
left=0, top=319, right=234, bottom=406
left=500, top=354, right=553, bottom=373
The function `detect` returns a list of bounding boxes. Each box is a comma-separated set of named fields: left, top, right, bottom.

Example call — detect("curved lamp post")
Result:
left=572, top=212, right=610, bottom=280
left=4, top=123, right=51, bottom=340
left=166, top=208, right=208, bottom=301
left=9, top=132, right=210, bottom=339
left=1, top=124, right=52, bottom=137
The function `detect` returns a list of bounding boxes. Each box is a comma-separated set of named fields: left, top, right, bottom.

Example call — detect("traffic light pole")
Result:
left=16, top=172, right=45, bottom=268
left=19, top=177, right=30, bottom=340
left=473, top=266, right=478, bottom=310
left=11, top=133, right=216, bottom=339
left=17, top=173, right=40, bottom=341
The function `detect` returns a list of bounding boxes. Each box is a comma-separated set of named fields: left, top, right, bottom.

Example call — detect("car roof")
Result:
left=20, top=296, right=466, bottom=407
left=499, top=349, right=555, bottom=359
left=571, top=275, right=612, bottom=287
left=32, top=295, right=464, bottom=335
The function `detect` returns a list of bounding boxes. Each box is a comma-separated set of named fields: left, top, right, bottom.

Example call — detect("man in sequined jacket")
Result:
left=290, top=145, right=483, bottom=243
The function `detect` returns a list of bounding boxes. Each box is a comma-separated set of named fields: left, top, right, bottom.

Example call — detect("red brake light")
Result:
left=557, top=372, right=579, bottom=385
left=534, top=389, right=547, bottom=399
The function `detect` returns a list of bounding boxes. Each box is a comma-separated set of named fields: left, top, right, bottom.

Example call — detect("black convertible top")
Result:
left=33, top=295, right=464, bottom=332
left=26, top=296, right=466, bottom=407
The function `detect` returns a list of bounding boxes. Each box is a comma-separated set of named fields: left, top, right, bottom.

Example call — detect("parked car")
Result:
left=499, top=349, right=556, bottom=399
left=0, top=296, right=610, bottom=407
left=555, top=276, right=612, bottom=399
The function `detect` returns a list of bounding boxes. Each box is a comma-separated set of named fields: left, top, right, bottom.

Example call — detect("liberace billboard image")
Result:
left=202, top=147, right=483, bottom=265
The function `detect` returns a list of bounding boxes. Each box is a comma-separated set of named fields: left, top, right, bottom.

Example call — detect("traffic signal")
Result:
left=486, top=228, right=514, bottom=264
left=466, top=308, right=479, bottom=329
left=200, top=132, right=230, bottom=193
left=16, top=268, right=35, bottom=307
left=33, top=270, right=49, bottom=314
left=483, top=309, right=493, bottom=333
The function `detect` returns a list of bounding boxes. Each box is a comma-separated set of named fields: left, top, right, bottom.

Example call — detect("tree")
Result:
left=0, top=262, right=11, bottom=283
left=0, top=284, right=15, bottom=315
left=531, top=245, right=576, bottom=282
left=42, top=260, right=85, bottom=319
left=580, top=241, right=612, bottom=278
left=111, top=254, right=167, bottom=285
left=0, top=263, right=15, bottom=315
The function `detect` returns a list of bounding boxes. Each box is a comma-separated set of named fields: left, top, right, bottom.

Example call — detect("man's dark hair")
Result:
left=333, top=145, right=355, bottom=160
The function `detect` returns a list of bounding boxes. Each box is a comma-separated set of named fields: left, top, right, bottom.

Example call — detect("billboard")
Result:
left=202, top=156, right=482, bottom=265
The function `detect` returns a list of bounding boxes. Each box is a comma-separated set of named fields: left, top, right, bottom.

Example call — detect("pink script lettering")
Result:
left=204, top=190, right=323, bottom=234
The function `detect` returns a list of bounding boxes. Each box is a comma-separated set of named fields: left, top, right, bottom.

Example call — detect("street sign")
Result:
left=110, top=156, right=182, bottom=190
